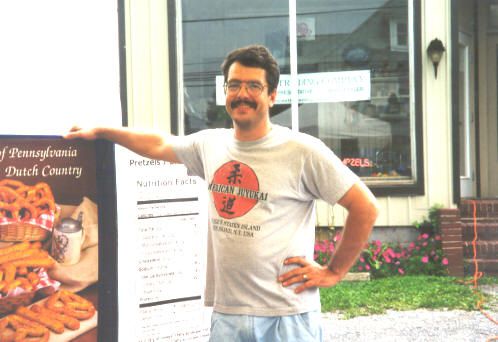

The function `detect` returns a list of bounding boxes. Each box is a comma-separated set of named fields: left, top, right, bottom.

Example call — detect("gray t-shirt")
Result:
left=172, top=124, right=358, bottom=316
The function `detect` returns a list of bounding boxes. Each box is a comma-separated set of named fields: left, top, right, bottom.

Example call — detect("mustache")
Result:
left=230, top=99, right=257, bottom=110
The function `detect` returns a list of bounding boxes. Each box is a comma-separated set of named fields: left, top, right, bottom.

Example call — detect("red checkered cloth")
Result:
left=0, top=211, right=56, bottom=232
left=0, top=267, right=60, bottom=298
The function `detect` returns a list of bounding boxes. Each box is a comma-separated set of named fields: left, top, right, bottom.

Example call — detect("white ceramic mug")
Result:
left=51, top=212, right=85, bottom=265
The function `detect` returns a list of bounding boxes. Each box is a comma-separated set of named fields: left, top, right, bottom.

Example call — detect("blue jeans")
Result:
left=209, top=311, right=323, bottom=342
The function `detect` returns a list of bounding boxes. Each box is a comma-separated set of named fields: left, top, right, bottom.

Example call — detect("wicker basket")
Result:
left=0, top=291, right=35, bottom=317
left=0, top=223, right=50, bottom=242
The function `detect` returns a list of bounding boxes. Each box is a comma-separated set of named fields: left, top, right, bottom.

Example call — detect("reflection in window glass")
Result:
left=179, top=0, right=416, bottom=186
left=182, top=1, right=290, bottom=134
left=296, top=0, right=413, bottom=181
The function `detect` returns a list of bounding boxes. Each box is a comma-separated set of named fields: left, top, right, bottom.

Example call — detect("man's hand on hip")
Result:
left=278, top=256, right=343, bottom=294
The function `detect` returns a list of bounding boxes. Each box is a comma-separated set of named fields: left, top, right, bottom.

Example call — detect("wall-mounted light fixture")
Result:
left=427, top=38, right=445, bottom=79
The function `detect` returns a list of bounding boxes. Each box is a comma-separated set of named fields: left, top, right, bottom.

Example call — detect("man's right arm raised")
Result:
left=64, top=126, right=181, bottom=163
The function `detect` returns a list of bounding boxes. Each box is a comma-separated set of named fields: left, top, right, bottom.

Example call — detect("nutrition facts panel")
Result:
left=115, top=147, right=210, bottom=341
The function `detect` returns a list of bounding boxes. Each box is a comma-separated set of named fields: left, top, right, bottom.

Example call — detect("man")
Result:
left=66, top=45, right=379, bottom=341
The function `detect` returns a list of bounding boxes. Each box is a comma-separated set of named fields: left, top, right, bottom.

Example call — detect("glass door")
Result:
left=458, top=32, right=476, bottom=197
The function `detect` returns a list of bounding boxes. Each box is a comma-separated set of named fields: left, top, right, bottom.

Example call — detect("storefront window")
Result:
left=174, top=0, right=422, bottom=194
left=179, top=1, right=291, bottom=134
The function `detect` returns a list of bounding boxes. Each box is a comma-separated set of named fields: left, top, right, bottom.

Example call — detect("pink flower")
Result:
left=359, top=257, right=365, bottom=263
left=421, top=233, right=429, bottom=239
left=358, top=266, right=363, bottom=271
left=408, top=242, right=415, bottom=250
left=421, top=256, right=429, bottom=263
left=398, top=268, right=405, bottom=275
left=442, top=258, right=449, bottom=265
left=422, top=242, right=428, bottom=247
left=365, top=264, right=371, bottom=270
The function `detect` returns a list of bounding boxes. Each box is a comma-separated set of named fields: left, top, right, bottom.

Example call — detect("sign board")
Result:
left=0, top=1, right=122, bottom=134
left=0, top=2, right=123, bottom=340
left=216, top=70, right=371, bottom=105
left=115, top=146, right=211, bottom=341
left=0, top=136, right=116, bottom=341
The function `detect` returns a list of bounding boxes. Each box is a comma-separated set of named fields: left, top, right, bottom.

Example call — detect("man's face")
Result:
left=225, top=62, right=276, bottom=131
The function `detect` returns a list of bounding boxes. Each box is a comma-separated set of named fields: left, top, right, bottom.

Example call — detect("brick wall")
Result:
left=458, top=199, right=498, bottom=276
left=438, top=209, right=464, bottom=276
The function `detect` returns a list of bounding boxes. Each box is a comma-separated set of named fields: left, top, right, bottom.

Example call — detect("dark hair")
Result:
left=221, top=45, right=280, bottom=93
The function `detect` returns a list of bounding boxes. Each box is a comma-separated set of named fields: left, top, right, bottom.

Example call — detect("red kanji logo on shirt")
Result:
left=210, top=160, right=260, bottom=219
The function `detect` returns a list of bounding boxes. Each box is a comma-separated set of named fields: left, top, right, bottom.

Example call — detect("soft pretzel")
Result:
left=2, top=279, right=21, bottom=295
left=15, top=185, right=34, bottom=200
left=0, top=180, right=56, bottom=222
left=0, top=314, right=50, bottom=342
left=16, top=306, right=64, bottom=334
left=35, top=183, right=54, bottom=201
left=31, top=304, right=80, bottom=330
left=26, top=272, right=40, bottom=286
left=0, top=186, right=21, bottom=204
left=2, top=263, right=16, bottom=283
left=0, top=242, right=31, bottom=256
left=0, top=248, right=39, bottom=265
left=45, top=290, right=96, bottom=320
left=8, top=314, right=50, bottom=341
left=16, top=266, right=28, bottom=276
left=17, top=277, right=34, bottom=292
left=0, top=202, right=19, bottom=219
left=0, top=201, right=38, bottom=221
left=0, top=179, right=25, bottom=190
left=11, top=255, right=55, bottom=269
left=32, top=198, right=54, bottom=216
left=18, top=202, right=38, bottom=221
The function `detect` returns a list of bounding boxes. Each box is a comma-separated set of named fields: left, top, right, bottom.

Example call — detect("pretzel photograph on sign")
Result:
left=0, top=137, right=101, bottom=341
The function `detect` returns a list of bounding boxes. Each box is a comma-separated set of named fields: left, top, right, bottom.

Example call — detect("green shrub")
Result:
left=314, top=205, right=449, bottom=278
left=314, top=232, right=449, bottom=278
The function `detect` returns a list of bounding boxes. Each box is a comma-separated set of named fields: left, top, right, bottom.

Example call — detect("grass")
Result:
left=319, top=275, right=498, bottom=319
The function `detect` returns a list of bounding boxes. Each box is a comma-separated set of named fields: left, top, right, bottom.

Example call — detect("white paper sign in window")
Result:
left=216, top=70, right=370, bottom=105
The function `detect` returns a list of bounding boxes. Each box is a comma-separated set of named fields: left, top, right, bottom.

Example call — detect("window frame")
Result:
left=168, top=0, right=424, bottom=196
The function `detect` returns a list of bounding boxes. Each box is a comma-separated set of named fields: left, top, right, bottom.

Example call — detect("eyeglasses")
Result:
left=224, top=81, right=267, bottom=97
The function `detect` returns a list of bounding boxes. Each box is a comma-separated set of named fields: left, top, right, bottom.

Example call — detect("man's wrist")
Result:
left=94, top=127, right=105, bottom=139
left=328, top=261, right=350, bottom=277
left=327, top=262, right=340, bottom=275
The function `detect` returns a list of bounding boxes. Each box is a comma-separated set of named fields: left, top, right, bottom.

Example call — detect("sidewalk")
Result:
left=321, top=309, right=497, bottom=342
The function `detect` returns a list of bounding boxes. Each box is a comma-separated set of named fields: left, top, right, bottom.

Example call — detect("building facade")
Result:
left=122, top=0, right=498, bottom=230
